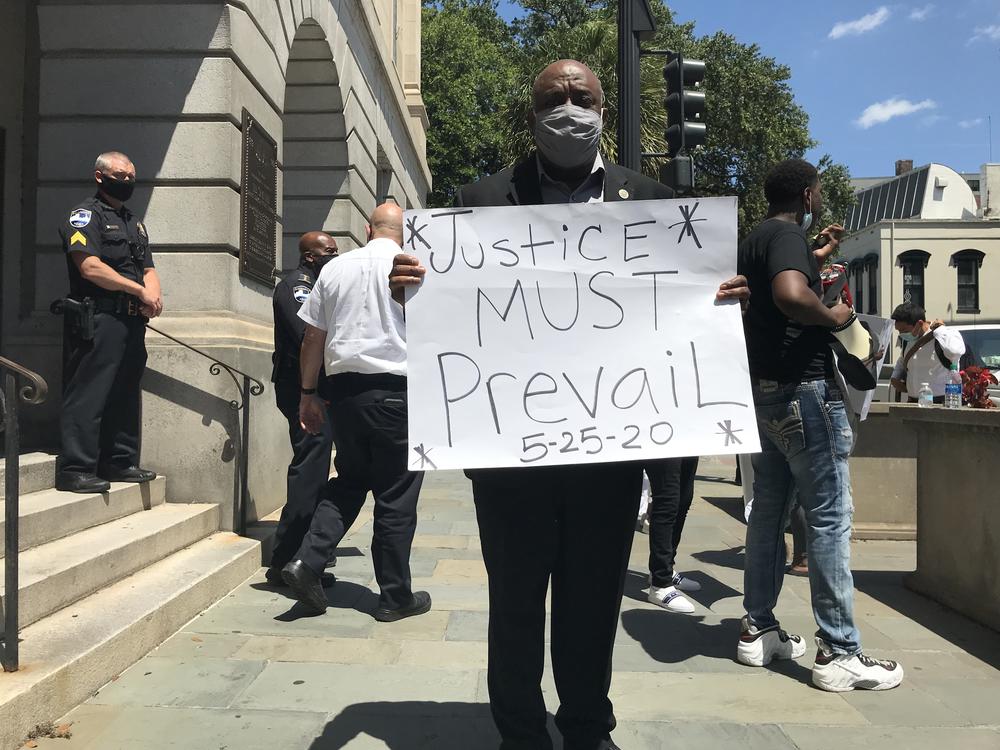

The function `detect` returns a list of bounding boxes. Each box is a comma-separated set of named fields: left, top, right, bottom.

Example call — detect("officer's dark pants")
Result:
left=294, top=373, right=423, bottom=610
left=468, top=462, right=642, bottom=750
left=58, top=312, right=146, bottom=477
left=644, top=456, right=699, bottom=588
left=270, top=381, right=335, bottom=571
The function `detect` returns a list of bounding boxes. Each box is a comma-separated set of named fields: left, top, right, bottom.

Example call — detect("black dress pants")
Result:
left=270, top=381, right=335, bottom=570
left=468, top=462, right=642, bottom=750
left=644, top=456, right=699, bottom=588
left=294, top=373, right=423, bottom=610
left=58, top=312, right=147, bottom=476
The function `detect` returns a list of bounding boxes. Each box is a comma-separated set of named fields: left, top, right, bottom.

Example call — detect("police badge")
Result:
left=69, top=208, right=92, bottom=228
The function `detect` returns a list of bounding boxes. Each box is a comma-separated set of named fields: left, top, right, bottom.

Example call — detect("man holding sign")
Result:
left=392, top=60, right=750, bottom=750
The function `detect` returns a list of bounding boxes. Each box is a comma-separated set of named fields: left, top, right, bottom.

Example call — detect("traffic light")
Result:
left=663, top=52, right=706, bottom=158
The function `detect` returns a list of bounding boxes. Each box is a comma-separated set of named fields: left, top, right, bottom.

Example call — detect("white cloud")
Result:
left=959, top=118, right=985, bottom=129
left=909, top=4, right=934, bottom=21
left=855, top=97, right=937, bottom=129
left=829, top=6, right=891, bottom=39
left=971, top=24, right=1000, bottom=42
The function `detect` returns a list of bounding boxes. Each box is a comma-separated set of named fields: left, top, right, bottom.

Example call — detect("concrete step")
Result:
left=0, top=503, right=219, bottom=629
left=0, top=532, right=260, bottom=750
left=0, top=453, right=56, bottom=498
left=0, top=477, right=166, bottom=559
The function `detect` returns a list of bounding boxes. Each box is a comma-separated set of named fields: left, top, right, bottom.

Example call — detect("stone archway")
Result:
left=280, top=20, right=352, bottom=271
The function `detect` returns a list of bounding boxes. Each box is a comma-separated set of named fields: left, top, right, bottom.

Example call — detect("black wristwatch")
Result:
left=301, top=387, right=317, bottom=395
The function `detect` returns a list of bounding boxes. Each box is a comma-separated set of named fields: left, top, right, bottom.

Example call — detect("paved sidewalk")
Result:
left=30, top=459, right=1000, bottom=749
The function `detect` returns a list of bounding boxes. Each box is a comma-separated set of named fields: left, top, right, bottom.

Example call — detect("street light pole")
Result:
left=617, top=0, right=656, bottom=172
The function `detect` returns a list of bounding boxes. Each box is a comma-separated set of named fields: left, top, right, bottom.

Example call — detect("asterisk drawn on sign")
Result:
left=413, top=443, right=437, bottom=469
left=716, top=420, right=743, bottom=447
left=405, top=215, right=431, bottom=252
left=667, top=201, right=707, bottom=249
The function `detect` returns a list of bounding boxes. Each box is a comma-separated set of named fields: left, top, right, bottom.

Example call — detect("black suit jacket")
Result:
left=454, top=152, right=674, bottom=207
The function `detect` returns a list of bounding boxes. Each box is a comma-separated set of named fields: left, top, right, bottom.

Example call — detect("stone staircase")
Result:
left=0, top=453, right=260, bottom=749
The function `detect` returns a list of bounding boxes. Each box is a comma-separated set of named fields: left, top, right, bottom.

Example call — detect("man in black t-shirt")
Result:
left=735, top=159, right=904, bottom=693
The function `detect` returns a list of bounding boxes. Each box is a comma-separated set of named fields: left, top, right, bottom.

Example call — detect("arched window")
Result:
left=864, top=253, right=879, bottom=315
left=897, top=250, right=930, bottom=309
left=850, top=260, right=864, bottom=314
left=950, top=249, right=985, bottom=314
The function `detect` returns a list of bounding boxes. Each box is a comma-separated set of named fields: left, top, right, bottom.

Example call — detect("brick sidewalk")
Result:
left=30, top=460, right=1000, bottom=749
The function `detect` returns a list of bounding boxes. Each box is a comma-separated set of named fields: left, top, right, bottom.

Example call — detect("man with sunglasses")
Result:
left=55, top=151, right=162, bottom=493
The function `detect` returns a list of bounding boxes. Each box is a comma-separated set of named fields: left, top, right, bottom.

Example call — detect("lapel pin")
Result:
left=618, top=188, right=630, bottom=200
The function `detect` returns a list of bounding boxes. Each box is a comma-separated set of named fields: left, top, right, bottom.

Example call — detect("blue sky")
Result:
left=499, top=0, right=1000, bottom=178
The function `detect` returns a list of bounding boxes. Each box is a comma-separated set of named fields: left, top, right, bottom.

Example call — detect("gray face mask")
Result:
left=533, top=104, right=603, bottom=170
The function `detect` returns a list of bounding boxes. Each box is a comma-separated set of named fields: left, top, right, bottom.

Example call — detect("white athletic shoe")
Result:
left=648, top=585, right=695, bottom=613
left=736, top=615, right=807, bottom=666
left=811, top=638, right=904, bottom=692
left=672, top=573, right=702, bottom=592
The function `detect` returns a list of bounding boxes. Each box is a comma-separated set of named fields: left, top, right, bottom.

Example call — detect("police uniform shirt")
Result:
left=59, top=194, right=154, bottom=298
left=271, top=263, right=317, bottom=384
left=297, top=237, right=407, bottom=376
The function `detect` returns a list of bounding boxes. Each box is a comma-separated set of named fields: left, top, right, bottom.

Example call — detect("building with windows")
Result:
left=1, top=0, right=430, bottom=524
left=838, top=163, right=1000, bottom=343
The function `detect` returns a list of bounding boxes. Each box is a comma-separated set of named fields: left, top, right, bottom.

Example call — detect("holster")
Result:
left=50, top=297, right=96, bottom=341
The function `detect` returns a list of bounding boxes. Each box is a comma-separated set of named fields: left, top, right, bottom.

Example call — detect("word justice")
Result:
left=405, top=206, right=707, bottom=274
left=433, top=342, right=748, bottom=448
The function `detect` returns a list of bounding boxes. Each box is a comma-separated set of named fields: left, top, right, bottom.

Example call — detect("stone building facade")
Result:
left=0, top=0, right=430, bottom=527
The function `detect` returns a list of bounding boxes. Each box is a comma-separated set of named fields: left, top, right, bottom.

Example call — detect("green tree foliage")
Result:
left=421, top=0, right=856, bottom=231
left=421, top=1, right=519, bottom=207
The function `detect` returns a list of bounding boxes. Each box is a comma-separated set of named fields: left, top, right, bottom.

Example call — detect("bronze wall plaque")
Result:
left=239, top=108, right=278, bottom=286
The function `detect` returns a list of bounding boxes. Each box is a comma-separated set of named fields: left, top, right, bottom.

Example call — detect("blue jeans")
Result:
left=744, top=378, right=861, bottom=655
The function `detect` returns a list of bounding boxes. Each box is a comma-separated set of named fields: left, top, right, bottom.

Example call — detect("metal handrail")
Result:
left=1, top=356, right=49, bottom=673
left=145, top=324, right=264, bottom=535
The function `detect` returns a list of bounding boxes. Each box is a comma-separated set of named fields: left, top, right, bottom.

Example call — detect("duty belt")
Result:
left=93, top=294, right=143, bottom=317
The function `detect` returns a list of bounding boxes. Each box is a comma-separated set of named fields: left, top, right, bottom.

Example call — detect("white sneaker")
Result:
left=811, top=638, right=904, bottom=692
left=648, top=585, right=695, bottom=613
left=672, top=573, right=702, bottom=592
left=736, top=615, right=806, bottom=666
left=646, top=572, right=702, bottom=592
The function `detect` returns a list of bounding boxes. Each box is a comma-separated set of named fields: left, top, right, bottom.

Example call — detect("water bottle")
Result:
left=917, top=382, right=934, bottom=408
left=945, top=363, right=963, bottom=409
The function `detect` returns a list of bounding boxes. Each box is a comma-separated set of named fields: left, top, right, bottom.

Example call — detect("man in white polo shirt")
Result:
left=281, top=202, right=430, bottom=622
left=889, top=302, right=966, bottom=403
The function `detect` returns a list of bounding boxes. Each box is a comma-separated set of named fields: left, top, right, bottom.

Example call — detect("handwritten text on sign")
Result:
left=403, top=197, right=759, bottom=470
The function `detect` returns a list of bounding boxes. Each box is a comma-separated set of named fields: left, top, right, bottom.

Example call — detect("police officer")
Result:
left=266, top=231, right=339, bottom=584
left=55, top=151, right=162, bottom=493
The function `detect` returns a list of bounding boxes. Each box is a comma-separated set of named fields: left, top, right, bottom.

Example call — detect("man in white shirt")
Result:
left=889, top=302, right=966, bottom=403
left=281, top=202, right=430, bottom=623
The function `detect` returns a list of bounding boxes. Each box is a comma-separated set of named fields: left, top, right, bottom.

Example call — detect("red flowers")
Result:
left=961, top=366, right=999, bottom=409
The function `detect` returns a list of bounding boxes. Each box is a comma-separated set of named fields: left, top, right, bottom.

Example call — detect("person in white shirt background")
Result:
left=279, top=202, right=431, bottom=624
left=889, top=303, right=966, bottom=404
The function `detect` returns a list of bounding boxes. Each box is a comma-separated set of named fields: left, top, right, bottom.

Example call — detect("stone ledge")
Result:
left=892, top=404, right=1000, bottom=429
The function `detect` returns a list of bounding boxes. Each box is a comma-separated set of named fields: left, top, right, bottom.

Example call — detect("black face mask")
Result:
left=307, top=252, right=337, bottom=274
left=100, top=174, right=135, bottom=203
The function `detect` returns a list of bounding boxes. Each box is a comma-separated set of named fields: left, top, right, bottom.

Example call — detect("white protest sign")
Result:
left=846, top=313, right=894, bottom=420
left=402, top=197, right=760, bottom=470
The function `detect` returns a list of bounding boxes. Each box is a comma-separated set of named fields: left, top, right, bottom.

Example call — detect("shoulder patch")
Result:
left=137, top=221, right=147, bottom=238
left=292, top=285, right=311, bottom=303
left=69, top=209, right=92, bottom=228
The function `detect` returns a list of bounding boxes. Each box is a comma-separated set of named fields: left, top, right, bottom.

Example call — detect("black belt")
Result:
left=93, top=294, right=144, bottom=317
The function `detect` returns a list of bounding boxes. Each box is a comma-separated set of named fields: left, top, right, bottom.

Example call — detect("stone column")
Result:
left=896, top=405, right=1000, bottom=632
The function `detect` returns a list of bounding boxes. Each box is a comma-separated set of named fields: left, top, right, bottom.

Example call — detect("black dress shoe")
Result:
left=98, top=466, right=157, bottom=483
left=373, top=591, right=432, bottom=622
left=281, top=560, right=329, bottom=614
left=266, top=566, right=335, bottom=587
left=55, top=473, right=111, bottom=494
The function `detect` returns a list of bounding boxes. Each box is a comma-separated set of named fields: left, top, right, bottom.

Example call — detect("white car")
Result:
left=953, top=324, right=1000, bottom=406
